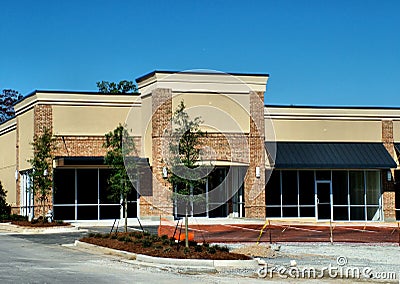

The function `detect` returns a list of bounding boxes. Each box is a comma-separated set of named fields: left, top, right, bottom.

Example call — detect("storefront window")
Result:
left=53, top=168, right=137, bottom=220
left=265, top=169, right=383, bottom=221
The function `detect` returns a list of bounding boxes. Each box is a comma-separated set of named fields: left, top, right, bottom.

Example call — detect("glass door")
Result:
left=316, top=181, right=332, bottom=220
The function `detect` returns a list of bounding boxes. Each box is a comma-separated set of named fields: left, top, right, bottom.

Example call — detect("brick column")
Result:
left=140, top=88, right=173, bottom=218
left=382, top=120, right=396, bottom=221
left=33, top=105, right=54, bottom=217
left=244, top=91, right=266, bottom=219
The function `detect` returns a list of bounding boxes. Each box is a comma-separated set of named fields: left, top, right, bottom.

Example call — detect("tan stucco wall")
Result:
left=53, top=105, right=141, bottom=136
left=137, top=72, right=269, bottom=97
left=269, top=119, right=382, bottom=142
left=172, top=93, right=250, bottom=133
left=0, top=127, right=17, bottom=205
left=140, top=96, right=153, bottom=164
left=18, top=109, right=34, bottom=171
left=392, top=120, right=400, bottom=142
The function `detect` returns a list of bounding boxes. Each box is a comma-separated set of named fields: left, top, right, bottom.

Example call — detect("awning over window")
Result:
left=266, top=142, right=397, bottom=169
left=394, top=143, right=400, bottom=155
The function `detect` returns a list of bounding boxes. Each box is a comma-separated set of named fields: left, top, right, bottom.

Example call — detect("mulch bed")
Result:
left=80, top=232, right=250, bottom=260
left=10, top=221, right=71, bottom=227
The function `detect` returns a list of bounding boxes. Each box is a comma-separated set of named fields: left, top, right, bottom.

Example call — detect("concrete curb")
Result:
left=74, top=240, right=137, bottom=259
left=73, top=240, right=259, bottom=273
left=0, top=222, right=84, bottom=234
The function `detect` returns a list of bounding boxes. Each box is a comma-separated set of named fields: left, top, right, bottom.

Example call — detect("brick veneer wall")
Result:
left=198, top=133, right=250, bottom=164
left=30, top=105, right=54, bottom=217
left=141, top=88, right=173, bottom=217
left=382, top=120, right=396, bottom=221
left=244, top=91, right=266, bottom=219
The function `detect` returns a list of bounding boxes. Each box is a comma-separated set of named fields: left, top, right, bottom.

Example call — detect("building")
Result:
left=0, top=70, right=399, bottom=222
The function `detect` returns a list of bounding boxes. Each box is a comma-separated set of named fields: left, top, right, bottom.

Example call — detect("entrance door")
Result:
left=316, top=181, right=332, bottom=220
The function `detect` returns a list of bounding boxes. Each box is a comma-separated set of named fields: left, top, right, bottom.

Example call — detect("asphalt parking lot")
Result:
left=2, top=226, right=400, bottom=283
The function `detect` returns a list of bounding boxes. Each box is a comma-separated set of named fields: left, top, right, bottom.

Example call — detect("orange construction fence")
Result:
left=158, top=218, right=195, bottom=241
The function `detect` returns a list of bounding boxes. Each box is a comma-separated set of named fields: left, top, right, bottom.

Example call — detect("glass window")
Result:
left=299, top=171, right=315, bottom=205
left=53, top=169, right=75, bottom=204
left=99, top=169, right=115, bottom=203
left=350, top=206, right=365, bottom=221
left=300, top=206, right=315, bottom=217
left=332, top=171, right=348, bottom=205
left=333, top=206, right=348, bottom=221
left=349, top=171, right=365, bottom=205
left=266, top=171, right=281, bottom=205
left=316, top=170, right=330, bottom=180
left=367, top=206, right=381, bottom=221
left=283, top=206, right=298, bottom=217
left=282, top=171, right=298, bottom=205
left=77, top=169, right=98, bottom=204
left=266, top=206, right=281, bottom=217
left=53, top=206, right=75, bottom=220
left=366, top=171, right=380, bottom=205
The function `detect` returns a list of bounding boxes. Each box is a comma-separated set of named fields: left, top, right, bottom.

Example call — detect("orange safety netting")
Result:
left=158, top=218, right=195, bottom=241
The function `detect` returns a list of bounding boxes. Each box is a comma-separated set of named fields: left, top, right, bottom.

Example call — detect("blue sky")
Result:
left=0, top=0, right=399, bottom=106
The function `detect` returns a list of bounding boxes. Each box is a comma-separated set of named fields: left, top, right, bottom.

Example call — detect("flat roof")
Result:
left=266, top=104, right=400, bottom=110
left=136, top=70, right=270, bottom=83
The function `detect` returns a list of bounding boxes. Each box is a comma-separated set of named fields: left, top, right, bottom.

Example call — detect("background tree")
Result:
left=103, top=124, right=137, bottom=232
left=96, top=80, right=137, bottom=94
left=28, top=128, right=56, bottom=220
left=0, top=181, right=11, bottom=219
left=166, top=100, right=206, bottom=247
left=0, top=89, right=23, bottom=122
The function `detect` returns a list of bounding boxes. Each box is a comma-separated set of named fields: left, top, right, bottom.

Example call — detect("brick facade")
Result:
left=381, top=120, right=396, bottom=221
left=140, top=88, right=173, bottom=217
left=244, top=91, right=266, bottom=219
left=198, top=133, right=249, bottom=164
left=32, top=105, right=54, bottom=217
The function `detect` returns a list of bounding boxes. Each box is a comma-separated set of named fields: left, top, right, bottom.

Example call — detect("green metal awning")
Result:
left=266, top=142, right=396, bottom=169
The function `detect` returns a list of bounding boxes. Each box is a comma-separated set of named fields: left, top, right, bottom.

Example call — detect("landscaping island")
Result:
left=80, top=231, right=251, bottom=260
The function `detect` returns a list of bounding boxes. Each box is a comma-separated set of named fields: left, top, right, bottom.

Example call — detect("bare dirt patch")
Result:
left=231, top=243, right=276, bottom=258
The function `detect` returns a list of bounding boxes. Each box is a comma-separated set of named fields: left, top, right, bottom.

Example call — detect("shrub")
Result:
left=94, top=233, right=102, bottom=238
left=110, top=234, right=118, bottom=240
left=207, top=247, right=216, bottom=254
left=163, top=247, right=171, bottom=253
left=160, top=234, right=168, bottom=240
left=183, top=247, right=190, bottom=254
left=143, top=230, right=150, bottom=237
left=194, top=245, right=203, bottom=252
left=213, top=244, right=229, bottom=252
left=129, top=231, right=142, bottom=238
left=142, top=239, right=153, bottom=248
left=87, top=232, right=96, bottom=238
left=150, top=235, right=160, bottom=242
left=0, top=181, right=11, bottom=218
left=154, top=245, right=163, bottom=250
left=117, top=235, right=126, bottom=242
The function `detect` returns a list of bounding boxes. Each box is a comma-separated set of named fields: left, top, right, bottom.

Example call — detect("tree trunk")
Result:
left=42, top=199, right=45, bottom=220
left=124, top=194, right=128, bottom=233
left=185, top=206, right=189, bottom=248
